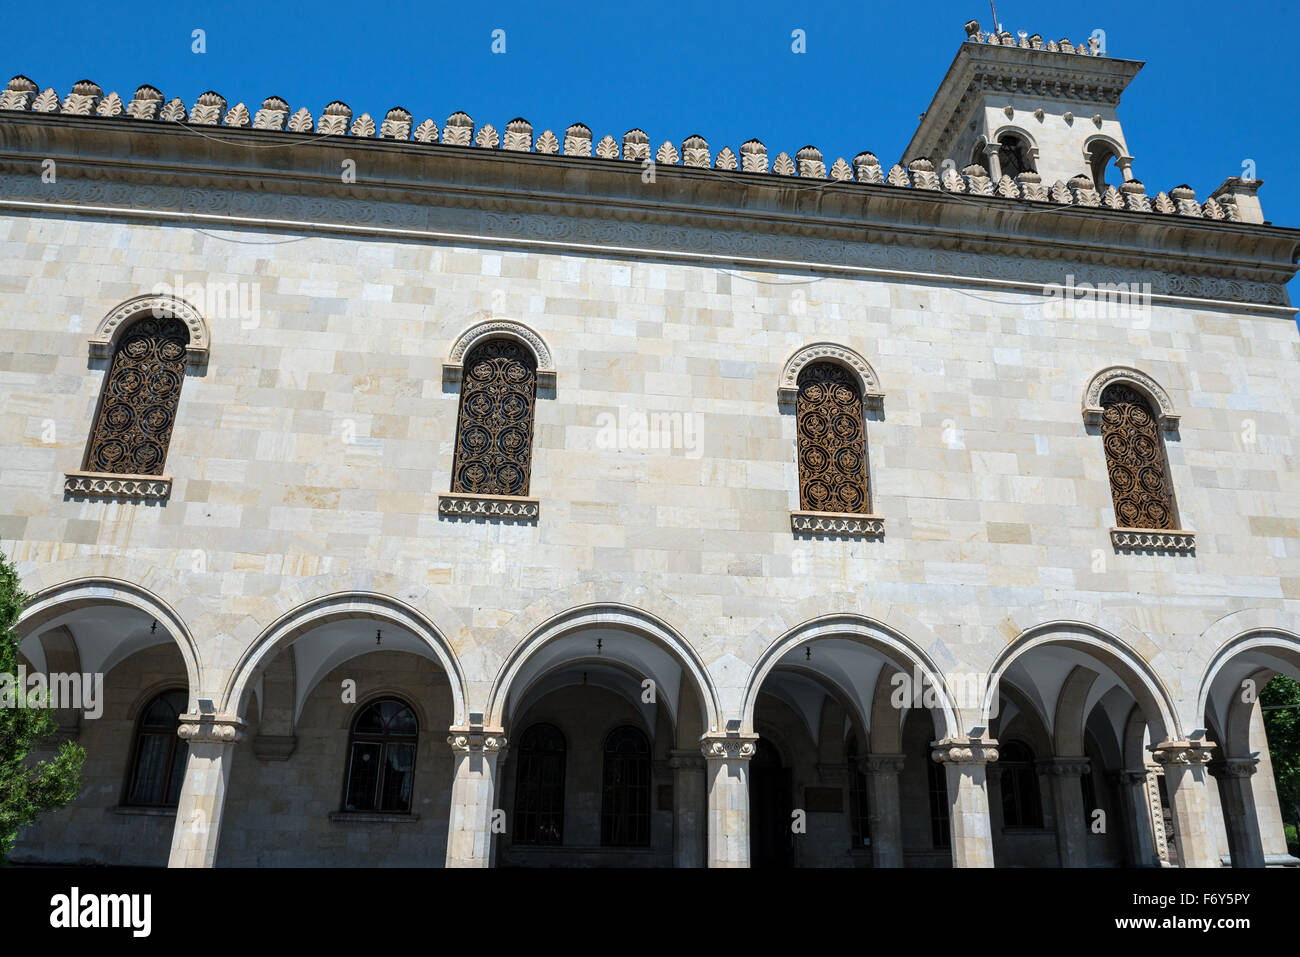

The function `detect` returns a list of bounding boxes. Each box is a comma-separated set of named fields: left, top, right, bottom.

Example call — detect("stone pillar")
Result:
left=1152, top=740, right=1221, bottom=868
left=702, top=732, right=758, bottom=868
left=1113, top=769, right=1159, bottom=867
left=862, top=754, right=906, bottom=868
left=168, top=714, right=245, bottom=868
left=445, top=722, right=506, bottom=868
left=931, top=737, right=998, bottom=868
left=1042, top=757, right=1092, bottom=867
left=982, top=143, right=1003, bottom=182
left=1116, top=155, right=1136, bottom=182
left=1210, top=758, right=1265, bottom=869
left=669, top=749, right=706, bottom=868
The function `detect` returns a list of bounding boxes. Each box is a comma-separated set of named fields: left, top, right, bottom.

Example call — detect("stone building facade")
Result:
left=2, top=22, right=1298, bottom=868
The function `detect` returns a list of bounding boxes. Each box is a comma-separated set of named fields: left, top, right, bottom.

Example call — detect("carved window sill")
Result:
left=65, top=470, right=172, bottom=501
left=791, top=511, right=885, bottom=537
left=438, top=492, right=539, bottom=522
left=328, top=811, right=420, bottom=825
left=1110, top=527, right=1195, bottom=553
left=110, top=805, right=176, bottom=818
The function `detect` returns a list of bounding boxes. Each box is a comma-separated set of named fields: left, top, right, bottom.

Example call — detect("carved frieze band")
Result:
left=0, top=173, right=1283, bottom=308
left=447, top=730, right=507, bottom=753
left=437, top=492, right=539, bottom=521
left=791, top=511, right=885, bottom=537
left=1150, top=740, right=1215, bottom=766
left=862, top=754, right=907, bottom=774
left=1111, top=527, right=1196, bottom=552
left=64, top=471, right=172, bottom=501
left=1040, top=757, right=1093, bottom=777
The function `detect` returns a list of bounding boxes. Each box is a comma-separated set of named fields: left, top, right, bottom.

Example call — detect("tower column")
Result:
left=863, top=753, right=906, bottom=867
left=932, top=736, right=999, bottom=868
left=669, top=749, right=707, bottom=867
left=1152, top=740, right=1221, bottom=868
left=168, top=714, right=245, bottom=868
left=1042, top=757, right=1092, bottom=867
left=445, top=721, right=506, bottom=868
left=1210, top=758, right=1265, bottom=868
left=702, top=732, right=758, bottom=867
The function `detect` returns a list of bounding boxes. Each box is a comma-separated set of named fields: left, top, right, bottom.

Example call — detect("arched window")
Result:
left=342, top=698, right=418, bottom=813
left=845, top=734, right=871, bottom=849
left=601, top=725, right=652, bottom=847
left=451, top=339, right=537, bottom=496
left=997, top=133, right=1034, bottom=178
left=125, top=689, right=188, bottom=807
left=1089, top=142, right=1120, bottom=189
left=513, top=723, right=566, bottom=845
left=796, top=361, right=869, bottom=513
left=999, top=740, right=1044, bottom=827
left=85, top=317, right=189, bottom=475
left=1100, top=384, right=1176, bottom=530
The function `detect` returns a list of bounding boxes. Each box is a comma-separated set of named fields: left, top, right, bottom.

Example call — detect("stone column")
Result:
left=1210, top=758, right=1265, bottom=869
left=1116, top=155, right=1136, bottom=182
left=669, top=749, right=706, bottom=868
left=862, top=754, right=906, bottom=868
left=702, top=732, right=758, bottom=868
left=445, top=721, right=506, bottom=868
left=1042, top=757, right=1092, bottom=867
left=1152, top=740, right=1221, bottom=868
left=931, top=737, right=998, bottom=868
left=982, top=143, right=1003, bottom=182
left=1112, top=769, right=1159, bottom=867
left=168, top=713, right=245, bottom=868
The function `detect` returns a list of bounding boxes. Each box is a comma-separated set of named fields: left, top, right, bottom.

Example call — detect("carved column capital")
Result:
left=862, top=753, right=907, bottom=774
left=447, top=725, right=507, bottom=754
left=177, top=713, right=246, bottom=744
left=1150, top=739, right=1215, bottom=767
left=1112, top=768, right=1151, bottom=786
left=931, top=736, right=999, bottom=765
left=1040, top=756, right=1093, bottom=777
left=700, top=732, right=759, bottom=762
left=668, top=749, right=706, bottom=771
left=1209, top=757, right=1259, bottom=779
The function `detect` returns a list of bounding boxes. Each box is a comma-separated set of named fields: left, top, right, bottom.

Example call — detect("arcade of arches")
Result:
left=10, top=588, right=1300, bottom=869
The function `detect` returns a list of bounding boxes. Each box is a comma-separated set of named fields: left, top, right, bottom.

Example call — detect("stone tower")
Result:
left=905, top=21, right=1143, bottom=189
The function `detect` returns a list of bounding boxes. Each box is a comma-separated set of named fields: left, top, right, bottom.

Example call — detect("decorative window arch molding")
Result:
left=443, top=318, right=556, bottom=388
left=778, top=342, right=884, bottom=408
left=89, top=294, right=209, bottom=368
left=1082, top=365, right=1179, bottom=431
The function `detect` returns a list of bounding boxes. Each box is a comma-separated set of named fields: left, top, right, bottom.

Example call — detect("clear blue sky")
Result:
left=3, top=0, right=1297, bottom=306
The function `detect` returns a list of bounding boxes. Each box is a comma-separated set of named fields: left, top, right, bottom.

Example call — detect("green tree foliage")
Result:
left=0, top=552, right=85, bottom=864
left=1261, top=674, right=1300, bottom=849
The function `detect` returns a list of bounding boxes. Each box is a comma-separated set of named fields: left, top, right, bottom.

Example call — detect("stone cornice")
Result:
left=701, top=732, right=759, bottom=761
left=931, top=736, right=1000, bottom=765
left=1039, top=756, right=1093, bottom=777
left=0, top=114, right=1296, bottom=309
left=1150, top=739, right=1216, bottom=766
left=177, top=713, right=246, bottom=743
left=446, top=726, right=507, bottom=753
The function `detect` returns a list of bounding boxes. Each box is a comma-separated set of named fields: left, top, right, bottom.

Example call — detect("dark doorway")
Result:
left=750, top=738, right=793, bottom=868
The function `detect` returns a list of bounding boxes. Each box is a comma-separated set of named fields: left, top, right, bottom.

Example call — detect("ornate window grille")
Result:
left=451, top=339, right=537, bottom=496
left=795, top=361, right=870, bottom=513
left=1099, top=383, right=1177, bottom=530
left=84, top=316, right=189, bottom=475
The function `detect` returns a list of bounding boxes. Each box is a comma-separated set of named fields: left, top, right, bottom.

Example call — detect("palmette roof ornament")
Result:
left=0, top=65, right=1259, bottom=228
